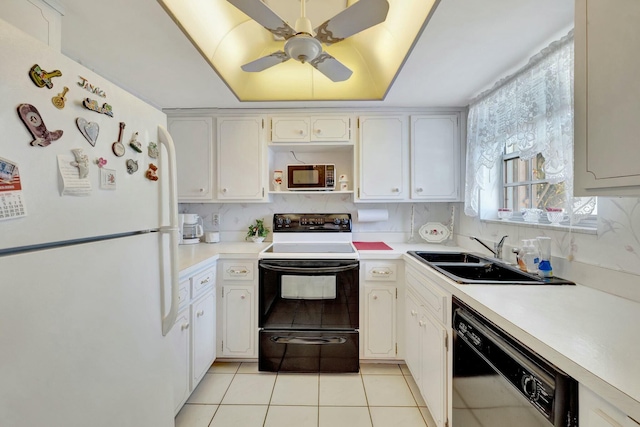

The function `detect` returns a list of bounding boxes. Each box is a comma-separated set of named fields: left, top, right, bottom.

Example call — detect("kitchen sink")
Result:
left=407, top=251, right=575, bottom=285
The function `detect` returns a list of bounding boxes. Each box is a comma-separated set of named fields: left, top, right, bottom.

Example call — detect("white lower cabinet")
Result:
left=169, top=262, right=217, bottom=414
left=218, top=260, right=258, bottom=358
left=361, top=261, right=399, bottom=359
left=221, top=285, right=256, bottom=357
left=169, top=309, right=190, bottom=414
left=191, top=291, right=216, bottom=383
left=404, top=264, right=451, bottom=427
left=580, top=384, right=640, bottom=427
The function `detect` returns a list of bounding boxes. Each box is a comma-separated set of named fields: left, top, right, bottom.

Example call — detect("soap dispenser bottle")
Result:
left=536, top=236, right=553, bottom=277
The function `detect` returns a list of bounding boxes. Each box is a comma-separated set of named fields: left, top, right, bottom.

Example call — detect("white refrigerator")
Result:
left=0, top=19, right=180, bottom=427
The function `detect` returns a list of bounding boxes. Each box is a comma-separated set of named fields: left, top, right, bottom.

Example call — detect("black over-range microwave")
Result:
left=287, top=164, right=335, bottom=191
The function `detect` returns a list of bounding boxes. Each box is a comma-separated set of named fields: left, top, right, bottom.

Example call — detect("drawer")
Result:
left=178, top=279, right=189, bottom=308
left=191, top=267, right=215, bottom=297
left=363, top=262, right=397, bottom=282
left=406, top=266, right=448, bottom=325
left=222, top=261, right=254, bottom=281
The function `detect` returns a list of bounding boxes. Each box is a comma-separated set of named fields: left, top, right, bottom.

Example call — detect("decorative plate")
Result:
left=419, top=222, right=450, bottom=243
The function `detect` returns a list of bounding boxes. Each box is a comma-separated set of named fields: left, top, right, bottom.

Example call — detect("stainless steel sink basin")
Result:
left=407, top=251, right=574, bottom=285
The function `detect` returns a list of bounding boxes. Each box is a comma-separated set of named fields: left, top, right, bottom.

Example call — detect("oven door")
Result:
left=259, top=330, right=359, bottom=372
left=258, top=259, right=359, bottom=330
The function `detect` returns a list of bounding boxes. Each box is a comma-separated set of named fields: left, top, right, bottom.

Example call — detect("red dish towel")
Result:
left=353, top=241, right=393, bottom=251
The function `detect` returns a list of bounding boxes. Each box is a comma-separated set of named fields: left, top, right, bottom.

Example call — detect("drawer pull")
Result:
left=196, top=310, right=204, bottom=317
left=229, top=269, right=249, bottom=274
left=200, top=277, right=210, bottom=285
left=181, top=323, right=190, bottom=331
left=371, top=269, right=391, bottom=275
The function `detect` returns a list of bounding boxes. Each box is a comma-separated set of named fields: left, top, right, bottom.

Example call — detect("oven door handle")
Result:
left=260, top=263, right=359, bottom=274
left=270, top=336, right=347, bottom=345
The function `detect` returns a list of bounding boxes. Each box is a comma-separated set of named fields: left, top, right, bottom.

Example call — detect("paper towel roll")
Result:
left=357, top=209, right=389, bottom=222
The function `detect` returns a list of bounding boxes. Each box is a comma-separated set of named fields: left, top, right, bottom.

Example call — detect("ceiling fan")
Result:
left=227, top=0, right=390, bottom=82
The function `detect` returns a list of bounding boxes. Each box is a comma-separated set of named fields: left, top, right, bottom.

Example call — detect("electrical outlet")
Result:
left=212, top=214, right=219, bottom=227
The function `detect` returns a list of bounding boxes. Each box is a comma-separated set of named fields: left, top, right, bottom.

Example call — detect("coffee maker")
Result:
left=179, top=214, right=203, bottom=245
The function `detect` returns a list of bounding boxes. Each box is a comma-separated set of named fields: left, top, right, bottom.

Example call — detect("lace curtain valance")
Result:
left=464, top=32, right=578, bottom=218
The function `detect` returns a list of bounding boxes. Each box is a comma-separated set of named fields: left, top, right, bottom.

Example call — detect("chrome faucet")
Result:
left=470, top=235, right=508, bottom=260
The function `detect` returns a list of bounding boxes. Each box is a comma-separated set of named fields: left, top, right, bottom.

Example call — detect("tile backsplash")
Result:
left=180, top=195, right=455, bottom=242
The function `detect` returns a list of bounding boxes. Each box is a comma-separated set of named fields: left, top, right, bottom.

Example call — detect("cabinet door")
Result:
left=168, top=309, right=190, bottom=414
left=574, top=0, right=640, bottom=196
left=310, top=116, right=351, bottom=142
left=222, top=286, right=256, bottom=357
left=580, top=384, right=628, bottom=427
left=404, top=292, right=422, bottom=384
left=271, top=117, right=310, bottom=142
left=217, top=116, right=265, bottom=200
left=358, top=116, right=408, bottom=200
left=419, top=309, right=448, bottom=427
left=191, top=292, right=216, bottom=386
left=363, top=286, right=396, bottom=358
left=169, top=116, right=214, bottom=201
left=410, top=114, right=460, bottom=201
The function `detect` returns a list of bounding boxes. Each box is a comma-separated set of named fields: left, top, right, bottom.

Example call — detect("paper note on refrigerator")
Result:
left=57, top=155, right=91, bottom=196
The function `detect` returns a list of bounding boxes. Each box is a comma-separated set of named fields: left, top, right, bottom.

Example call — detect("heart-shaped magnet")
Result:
left=76, top=117, right=99, bottom=146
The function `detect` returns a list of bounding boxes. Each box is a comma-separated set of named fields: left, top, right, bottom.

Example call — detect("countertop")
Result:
left=177, top=241, right=640, bottom=419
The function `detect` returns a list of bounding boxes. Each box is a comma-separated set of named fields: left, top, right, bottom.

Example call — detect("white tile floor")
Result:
left=175, top=362, right=436, bottom=427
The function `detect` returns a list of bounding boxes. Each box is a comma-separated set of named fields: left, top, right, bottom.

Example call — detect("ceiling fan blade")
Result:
left=309, top=52, right=352, bottom=82
left=241, top=51, right=290, bottom=72
left=227, top=0, right=296, bottom=39
left=314, top=0, right=389, bottom=45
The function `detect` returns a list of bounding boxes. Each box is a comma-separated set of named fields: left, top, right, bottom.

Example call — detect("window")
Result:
left=464, top=30, right=597, bottom=228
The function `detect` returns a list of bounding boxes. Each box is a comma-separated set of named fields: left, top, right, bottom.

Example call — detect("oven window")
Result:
left=281, top=276, right=336, bottom=300
left=292, top=169, right=318, bottom=184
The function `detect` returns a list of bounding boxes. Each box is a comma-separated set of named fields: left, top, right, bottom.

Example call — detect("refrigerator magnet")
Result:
left=77, top=76, right=106, bottom=98
left=76, top=117, right=99, bottom=146
left=126, top=159, right=138, bottom=175
left=100, top=168, right=116, bottom=190
left=17, top=104, right=63, bottom=147
left=29, top=64, right=62, bottom=88
left=145, top=163, right=158, bottom=181
left=147, top=142, right=158, bottom=159
left=70, top=148, right=90, bottom=179
left=129, top=132, right=142, bottom=153
left=95, top=157, right=107, bottom=168
left=112, top=122, right=126, bottom=157
left=51, top=87, right=69, bottom=109
left=82, top=98, right=113, bottom=117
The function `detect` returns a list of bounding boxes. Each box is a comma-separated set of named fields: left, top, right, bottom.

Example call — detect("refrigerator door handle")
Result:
left=158, top=125, right=180, bottom=336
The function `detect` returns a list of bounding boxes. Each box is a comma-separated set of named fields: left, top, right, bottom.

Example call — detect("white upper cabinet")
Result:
left=217, top=116, right=267, bottom=201
left=410, top=114, right=461, bottom=201
left=270, top=115, right=352, bottom=143
left=574, top=0, right=640, bottom=196
left=168, top=116, right=214, bottom=202
left=357, top=115, right=409, bottom=200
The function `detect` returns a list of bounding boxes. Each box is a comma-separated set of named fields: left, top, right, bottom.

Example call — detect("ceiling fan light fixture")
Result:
left=284, top=35, right=322, bottom=63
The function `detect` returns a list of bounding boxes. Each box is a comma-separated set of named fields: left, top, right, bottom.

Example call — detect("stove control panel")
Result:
left=273, top=213, right=352, bottom=232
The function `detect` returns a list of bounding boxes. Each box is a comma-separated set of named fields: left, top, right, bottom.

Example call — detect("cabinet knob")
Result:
left=314, top=129, right=321, bottom=134
left=199, top=188, right=205, bottom=193
left=181, top=323, right=190, bottom=331
left=391, top=188, right=400, bottom=193
left=419, top=320, right=425, bottom=327
left=411, top=310, right=417, bottom=317
left=240, top=294, right=246, bottom=299
left=196, top=310, right=204, bottom=317
left=372, top=294, right=378, bottom=300
left=298, top=129, right=304, bottom=135
left=416, top=188, right=423, bottom=193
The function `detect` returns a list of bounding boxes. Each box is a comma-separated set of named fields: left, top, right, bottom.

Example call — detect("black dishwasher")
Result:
left=452, top=297, right=578, bottom=427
